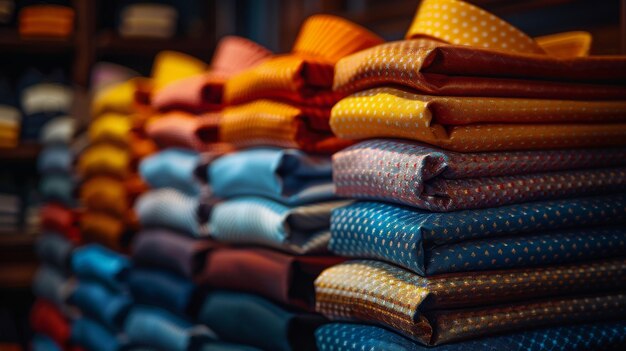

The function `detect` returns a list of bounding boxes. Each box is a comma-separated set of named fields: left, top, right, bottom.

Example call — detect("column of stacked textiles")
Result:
left=313, top=0, right=626, bottom=350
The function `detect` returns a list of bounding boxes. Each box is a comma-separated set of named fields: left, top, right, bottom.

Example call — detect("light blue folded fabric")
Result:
left=71, top=318, right=127, bottom=351
left=35, top=233, right=73, bottom=273
left=124, top=306, right=216, bottom=351
left=209, top=148, right=334, bottom=205
left=38, top=145, right=73, bottom=174
left=32, top=334, right=62, bottom=351
left=71, top=244, right=131, bottom=291
left=68, top=281, right=132, bottom=330
left=135, top=188, right=207, bottom=237
left=139, top=148, right=201, bottom=195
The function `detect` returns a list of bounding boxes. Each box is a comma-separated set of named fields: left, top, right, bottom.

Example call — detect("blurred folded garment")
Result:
left=80, top=211, right=136, bottom=250
left=150, top=50, right=207, bottom=92
left=35, top=234, right=73, bottom=273
left=80, top=176, right=146, bottom=217
left=77, top=144, right=130, bottom=178
left=71, top=244, right=131, bottom=291
left=40, top=116, right=74, bottom=145
left=39, top=175, right=74, bottom=206
left=135, top=188, right=207, bottom=236
left=89, top=112, right=132, bottom=145
left=208, top=148, right=334, bottom=204
left=90, top=62, right=140, bottom=94
left=210, top=196, right=348, bottom=254
left=333, top=139, right=626, bottom=211
left=200, top=247, right=344, bottom=309
left=0, top=77, right=20, bottom=148
left=32, top=265, right=74, bottom=310
left=146, top=112, right=234, bottom=153
left=315, top=321, right=626, bottom=351
left=124, top=306, right=216, bottom=351
left=127, top=269, right=198, bottom=316
left=198, top=291, right=325, bottom=351
left=139, top=148, right=200, bottom=195
left=32, top=334, right=62, bottom=351
left=91, top=79, right=143, bottom=116
left=118, top=3, right=178, bottom=39
left=153, top=36, right=272, bottom=112
left=70, top=318, right=127, bottom=351
left=68, top=282, right=132, bottom=330
left=40, top=203, right=80, bottom=242
left=224, top=15, right=383, bottom=106
left=316, top=260, right=626, bottom=345
left=18, top=4, right=74, bottom=37
left=330, top=88, right=626, bottom=152
left=38, top=145, right=72, bottom=174
left=330, top=195, right=626, bottom=274
left=30, top=299, right=71, bottom=348
left=131, top=230, right=213, bottom=279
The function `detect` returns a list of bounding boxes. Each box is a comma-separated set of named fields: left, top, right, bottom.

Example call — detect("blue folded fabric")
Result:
left=127, top=269, right=196, bottom=316
left=71, top=318, right=127, bottom=351
left=39, top=175, right=75, bottom=206
left=124, top=306, right=216, bottom=351
left=32, top=334, right=62, bottom=351
left=35, top=233, right=73, bottom=273
left=209, top=148, right=334, bottom=205
left=135, top=188, right=207, bottom=237
left=139, top=148, right=201, bottom=195
left=38, top=145, right=73, bottom=174
left=197, top=343, right=262, bottom=351
left=68, top=281, right=132, bottom=330
left=198, top=291, right=324, bottom=351
left=330, top=195, right=626, bottom=275
left=71, top=244, right=131, bottom=290
left=32, top=265, right=73, bottom=309
left=315, top=322, right=626, bottom=351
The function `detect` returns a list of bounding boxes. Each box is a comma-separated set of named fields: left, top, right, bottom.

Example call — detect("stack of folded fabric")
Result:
left=18, top=0, right=74, bottom=38
left=0, top=77, right=21, bottom=148
left=314, top=0, right=626, bottom=350
left=117, top=1, right=179, bottom=39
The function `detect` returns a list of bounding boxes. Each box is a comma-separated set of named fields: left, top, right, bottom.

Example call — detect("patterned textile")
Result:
left=330, top=88, right=626, bottom=152
left=210, top=196, right=348, bottom=254
left=219, top=100, right=350, bottom=154
left=70, top=318, right=126, bottom=351
left=71, top=244, right=131, bottom=291
left=209, top=148, right=334, bottom=205
left=131, top=229, right=213, bottom=279
left=330, top=195, right=626, bottom=274
left=316, top=261, right=626, bottom=345
left=124, top=306, right=216, bottom=351
left=224, top=15, right=383, bottom=106
left=198, top=291, right=325, bottom=351
left=200, top=247, right=344, bottom=310
left=127, top=269, right=197, bottom=316
left=333, top=139, right=626, bottom=211
left=139, top=148, right=201, bottom=195
left=135, top=188, right=208, bottom=237
left=35, top=234, right=73, bottom=273
left=67, top=282, right=132, bottom=330
left=315, top=322, right=626, bottom=351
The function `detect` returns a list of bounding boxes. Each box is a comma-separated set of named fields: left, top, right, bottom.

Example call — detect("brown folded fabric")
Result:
left=200, top=247, right=344, bottom=310
left=80, top=211, right=136, bottom=251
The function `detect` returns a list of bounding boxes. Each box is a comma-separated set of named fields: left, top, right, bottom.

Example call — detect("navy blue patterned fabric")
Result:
left=315, top=322, right=626, bottom=351
left=330, top=195, right=626, bottom=275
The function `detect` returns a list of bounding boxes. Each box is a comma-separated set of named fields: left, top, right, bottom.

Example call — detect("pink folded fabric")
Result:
left=146, top=112, right=234, bottom=153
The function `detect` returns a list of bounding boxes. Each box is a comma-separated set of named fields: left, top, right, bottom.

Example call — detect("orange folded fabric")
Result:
left=146, top=112, right=234, bottom=153
left=80, top=175, right=147, bottom=217
left=19, top=5, right=74, bottom=38
left=80, top=211, right=137, bottom=251
left=152, top=36, right=272, bottom=112
left=333, top=0, right=626, bottom=100
left=219, top=100, right=351, bottom=154
left=224, top=15, right=384, bottom=106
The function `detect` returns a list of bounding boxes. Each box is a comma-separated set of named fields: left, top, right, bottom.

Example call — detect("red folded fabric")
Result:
left=40, top=203, right=81, bottom=243
left=30, top=299, right=71, bottom=347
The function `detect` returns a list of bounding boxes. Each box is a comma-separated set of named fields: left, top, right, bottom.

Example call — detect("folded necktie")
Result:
left=210, top=196, right=348, bottom=254
left=209, top=148, right=334, bottom=205
left=198, top=291, right=325, bottom=351
left=139, top=148, right=200, bottom=195
left=330, top=87, right=626, bottom=152
left=32, top=265, right=74, bottom=310
left=131, top=229, right=214, bottom=279
left=71, top=244, right=131, bottom=291
left=70, top=318, right=126, bottom=351
left=39, top=203, right=80, bottom=242
left=331, top=195, right=626, bottom=274
left=315, top=321, right=626, bottom=351
left=67, top=282, right=132, bottom=330
left=146, top=112, right=234, bottom=153
left=92, top=79, right=143, bottom=117
left=153, top=36, right=272, bottom=112
left=35, top=234, right=73, bottom=273
left=124, top=306, right=216, bottom=351
left=135, top=188, right=207, bottom=236
left=218, top=100, right=351, bottom=153
left=200, top=247, right=344, bottom=310
left=77, top=144, right=130, bottom=179
left=88, top=113, right=132, bottom=145
left=32, top=334, right=62, bottom=351
left=127, top=269, right=198, bottom=317
left=333, top=139, right=626, bottom=211
left=316, top=260, right=626, bottom=345
left=224, top=15, right=383, bottom=106
left=30, top=299, right=71, bottom=348
left=80, top=211, right=136, bottom=250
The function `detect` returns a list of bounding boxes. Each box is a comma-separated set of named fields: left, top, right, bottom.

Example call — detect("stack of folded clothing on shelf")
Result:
left=117, top=0, right=179, bottom=39
left=18, top=0, right=74, bottom=38
left=313, top=0, right=626, bottom=350
left=0, top=77, right=20, bottom=148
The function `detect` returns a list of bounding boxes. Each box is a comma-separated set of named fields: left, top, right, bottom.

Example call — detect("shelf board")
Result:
left=96, top=31, right=213, bottom=58
left=0, top=29, right=74, bottom=53
left=0, top=143, right=42, bottom=162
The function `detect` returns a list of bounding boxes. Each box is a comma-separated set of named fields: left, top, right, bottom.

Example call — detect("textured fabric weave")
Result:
left=139, top=148, right=201, bottom=195
left=135, top=188, right=208, bottom=237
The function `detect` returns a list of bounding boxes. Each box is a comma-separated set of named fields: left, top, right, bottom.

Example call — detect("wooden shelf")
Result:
left=96, top=30, right=214, bottom=58
left=0, top=29, right=74, bottom=53
left=0, top=144, right=41, bottom=162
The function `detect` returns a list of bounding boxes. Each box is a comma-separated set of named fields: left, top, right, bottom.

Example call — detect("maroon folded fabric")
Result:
left=30, top=299, right=71, bottom=347
left=200, top=247, right=344, bottom=310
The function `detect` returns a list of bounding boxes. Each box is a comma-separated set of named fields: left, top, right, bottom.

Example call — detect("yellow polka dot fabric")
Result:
left=330, top=87, right=626, bottom=152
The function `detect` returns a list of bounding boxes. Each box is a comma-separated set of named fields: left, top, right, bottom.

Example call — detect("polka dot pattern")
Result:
left=330, top=87, right=626, bottom=152
left=330, top=195, right=626, bottom=274
left=315, top=259, right=626, bottom=345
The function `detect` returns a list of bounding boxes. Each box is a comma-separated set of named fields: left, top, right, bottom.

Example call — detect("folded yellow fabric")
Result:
left=92, top=79, right=145, bottom=117
left=77, top=144, right=130, bottom=179
left=151, top=51, right=207, bottom=92
left=89, top=113, right=132, bottom=144
left=80, top=177, right=129, bottom=217
left=330, top=87, right=626, bottom=152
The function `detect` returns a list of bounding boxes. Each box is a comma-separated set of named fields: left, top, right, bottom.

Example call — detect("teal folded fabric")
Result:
left=71, top=244, right=131, bottom=291
left=71, top=318, right=127, bottom=351
left=32, top=334, right=62, bottom=351
left=139, top=148, right=201, bottom=195
left=68, top=281, right=132, bottom=330
left=40, top=175, right=75, bottom=206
